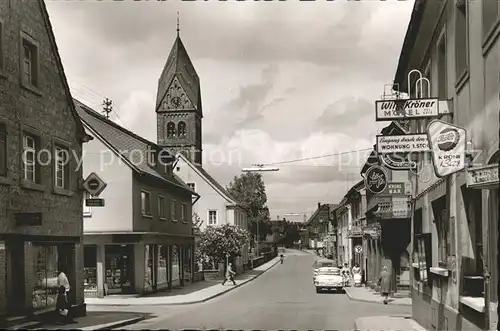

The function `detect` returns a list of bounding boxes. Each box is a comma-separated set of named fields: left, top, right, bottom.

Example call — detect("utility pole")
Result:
left=102, top=98, right=113, bottom=119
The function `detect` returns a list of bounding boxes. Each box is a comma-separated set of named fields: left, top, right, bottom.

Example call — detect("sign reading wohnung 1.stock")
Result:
left=375, top=98, right=439, bottom=121
left=376, top=134, right=430, bottom=153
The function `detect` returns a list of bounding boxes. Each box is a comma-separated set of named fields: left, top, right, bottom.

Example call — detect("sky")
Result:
left=46, top=0, right=414, bottom=220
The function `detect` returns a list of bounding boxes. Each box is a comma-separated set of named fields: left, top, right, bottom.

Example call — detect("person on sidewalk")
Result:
left=222, top=262, right=237, bottom=286
left=378, top=266, right=391, bottom=304
left=56, top=268, right=76, bottom=323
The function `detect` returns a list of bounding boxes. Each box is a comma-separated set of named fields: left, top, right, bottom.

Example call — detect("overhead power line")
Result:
left=263, top=148, right=373, bottom=166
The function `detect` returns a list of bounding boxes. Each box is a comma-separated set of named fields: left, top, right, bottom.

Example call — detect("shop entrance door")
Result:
left=104, top=245, right=134, bottom=294
left=7, top=240, right=25, bottom=315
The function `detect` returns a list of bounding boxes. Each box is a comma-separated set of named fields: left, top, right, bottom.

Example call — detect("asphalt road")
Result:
left=110, top=251, right=411, bottom=330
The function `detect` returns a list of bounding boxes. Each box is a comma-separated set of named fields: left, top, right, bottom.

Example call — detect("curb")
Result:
left=86, top=258, right=281, bottom=307
left=80, top=316, right=146, bottom=330
left=344, top=288, right=412, bottom=306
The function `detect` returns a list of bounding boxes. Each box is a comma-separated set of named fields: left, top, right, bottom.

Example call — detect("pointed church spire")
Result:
left=176, top=11, right=180, bottom=37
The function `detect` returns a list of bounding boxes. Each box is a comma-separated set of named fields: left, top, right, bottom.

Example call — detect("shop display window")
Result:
left=32, top=244, right=59, bottom=310
left=84, top=245, right=97, bottom=292
left=172, top=245, right=180, bottom=282
left=157, top=245, right=168, bottom=287
left=105, top=245, right=134, bottom=293
left=144, top=245, right=154, bottom=291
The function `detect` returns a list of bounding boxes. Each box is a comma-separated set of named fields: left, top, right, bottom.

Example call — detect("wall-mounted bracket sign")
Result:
left=365, top=165, right=388, bottom=194
left=375, top=99, right=452, bottom=121
left=86, top=198, right=105, bottom=207
left=427, top=120, right=467, bottom=178
left=380, top=153, right=417, bottom=171
left=82, top=172, right=107, bottom=197
left=376, top=134, right=430, bottom=154
left=466, top=164, right=499, bottom=189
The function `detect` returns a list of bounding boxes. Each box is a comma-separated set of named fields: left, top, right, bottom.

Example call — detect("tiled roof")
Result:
left=74, top=99, right=195, bottom=194
left=156, top=36, right=201, bottom=114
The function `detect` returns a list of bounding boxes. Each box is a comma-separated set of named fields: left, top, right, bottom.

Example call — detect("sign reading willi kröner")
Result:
left=375, top=98, right=439, bottom=121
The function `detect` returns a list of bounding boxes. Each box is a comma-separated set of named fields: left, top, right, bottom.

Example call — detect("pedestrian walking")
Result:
left=55, top=267, right=75, bottom=323
left=378, top=266, right=391, bottom=304
left=222, top=262, right=237, bottom=286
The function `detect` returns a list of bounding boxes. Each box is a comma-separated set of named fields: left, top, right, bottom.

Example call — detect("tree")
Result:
left=227, top=172, right=271, bottom=241
left=197, top=224, right=249, bottom=265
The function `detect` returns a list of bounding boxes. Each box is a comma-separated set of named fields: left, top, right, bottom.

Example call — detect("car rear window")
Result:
left=318, top=269, right=340, bottom=275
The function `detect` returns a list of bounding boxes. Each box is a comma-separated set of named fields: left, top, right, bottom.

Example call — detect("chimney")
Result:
left=318, top=202, right=321, bottom=209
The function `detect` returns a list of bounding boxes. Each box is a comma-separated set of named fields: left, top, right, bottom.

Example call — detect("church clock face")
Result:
left=171, top=96, right=181, bottom=108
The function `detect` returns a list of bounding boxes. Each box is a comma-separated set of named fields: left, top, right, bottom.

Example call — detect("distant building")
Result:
left=304, top=203, right=336, bottom=254
left=0, top=0, right=88, bottom=323
left=76, top=101, right=198, bottom=297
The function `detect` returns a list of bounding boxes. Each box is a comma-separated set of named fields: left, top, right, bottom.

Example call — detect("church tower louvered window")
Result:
left=167, top=122, right=176, bottom=138
left=178, top=121, right=187, bottom=137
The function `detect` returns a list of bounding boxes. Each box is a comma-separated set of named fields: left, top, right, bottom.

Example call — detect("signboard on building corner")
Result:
left=376, top=134, right=430, bottom=153
left=364, top=165, right=388, bottom=194
left=375, top=98, right=439, bottom=121
left=427, top=120, right=467, bottom=178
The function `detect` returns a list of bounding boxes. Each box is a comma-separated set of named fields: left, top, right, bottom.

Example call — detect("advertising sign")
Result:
left=376, top=134, right=430, bottom=154
left=380, top=153, right=417, bottom=171
left=375, top=98, right=439, bottom=121
left=365, top=165, right=388, bottom=194
left=466, top=164, right=499, bottom=189
left=427, top=120, right=466, bottom=178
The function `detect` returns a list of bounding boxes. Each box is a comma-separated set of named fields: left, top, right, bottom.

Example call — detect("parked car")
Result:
left=312, top=258, right=337, bottom=283
left=314, top=267, right=343, bottom=293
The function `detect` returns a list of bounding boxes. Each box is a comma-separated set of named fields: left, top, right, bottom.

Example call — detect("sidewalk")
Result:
left=355, top=316, right=427, bottom=331
left=9, top=311, right=148, bottom=331
left=85, top=256, right=281, bottom=306
left=344, top=286, right=412, bottom=306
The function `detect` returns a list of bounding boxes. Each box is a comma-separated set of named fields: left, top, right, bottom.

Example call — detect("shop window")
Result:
left=414, top=233, right=432, bottom=294
left=32, top=244, right=59, bottom=310
left=104, top=245, right=134, bottom=294
left=157, top=245, right=168, bottom=288
left=172, top=245, right=180, bottom=282
left=432, top=196, right=449, bottom=267
left=144, top=245, right=154, bottom=292
left=83, top=245, right=97, bottom=292
left=462, top=185, right=484, bottom=275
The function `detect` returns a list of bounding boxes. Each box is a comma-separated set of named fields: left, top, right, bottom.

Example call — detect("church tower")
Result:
left=156, top=19, right=203, bottom=165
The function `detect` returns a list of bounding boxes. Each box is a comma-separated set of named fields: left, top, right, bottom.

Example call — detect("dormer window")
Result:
left=167, top=122, right=176, bottom=138
left=178, top=121, right=187, bottom=136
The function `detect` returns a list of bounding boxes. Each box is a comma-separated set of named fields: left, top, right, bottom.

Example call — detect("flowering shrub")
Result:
left=197, top=224, right=250, bottom=264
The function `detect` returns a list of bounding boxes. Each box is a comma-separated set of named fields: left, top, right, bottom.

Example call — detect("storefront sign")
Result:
left=365, top=165, right=388, bottom=194
left=380, top=153, right=417, bottom=171
left=466, top=164, right=499, bottom=189
left=392, top=197, right=410, bottom=218
left=382, top=182, right=406, bottom=195
left=86, top=198, right=105, bottom=207
left=375, top=98, right=439, bottom=121
left=14, top=212, right=42, bottom=226
left=427, top=120, right=466, bottom=178
left=376, top=134, right=430, bottom=153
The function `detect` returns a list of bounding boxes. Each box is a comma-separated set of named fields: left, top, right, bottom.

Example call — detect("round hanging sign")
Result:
left=365, top=165, right=388, bottom=194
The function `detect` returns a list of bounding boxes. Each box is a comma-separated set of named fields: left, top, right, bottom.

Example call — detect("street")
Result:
left=110, top=251, right=410, bottom=330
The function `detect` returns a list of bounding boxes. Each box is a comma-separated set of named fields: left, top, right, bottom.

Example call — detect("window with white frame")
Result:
left=187, top=182, right=195, bottom=192
left=208, top=210, right=217, bottom=225
left=23, top=134, right=36, bottom=182
left=181, top=203, right=187, bottom=223
left=141, top=191, right=151, bottom=216
left=83, top=192, right=92, bottom=217
left=54, top=146, right=69, bottom=189
left=21, top=37, right=39, bottom=87
left=171, top=200, right=176, bottom=221
left=158, top=196, right=165, bottom=219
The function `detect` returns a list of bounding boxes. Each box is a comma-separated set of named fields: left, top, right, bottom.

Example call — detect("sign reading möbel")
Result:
left=365, top=165, right=388, bottom=194
left=427, top=120, right=466, bottom=178
left=376, top=134, right=430, bottom=153
left=375, top=98, right=439, bottom=121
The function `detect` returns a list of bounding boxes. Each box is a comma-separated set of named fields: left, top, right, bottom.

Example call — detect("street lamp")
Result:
left=241, top=165, right=280, bottom=257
